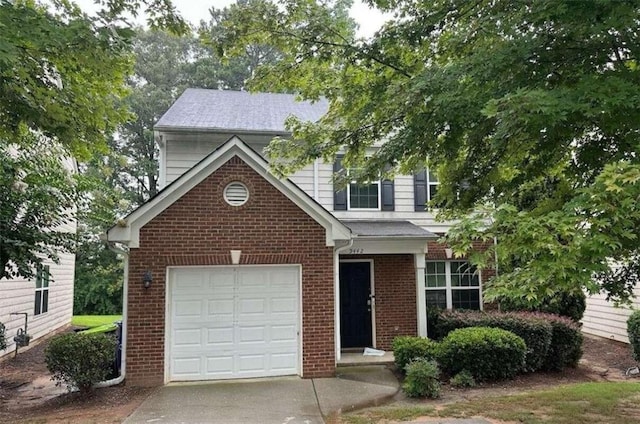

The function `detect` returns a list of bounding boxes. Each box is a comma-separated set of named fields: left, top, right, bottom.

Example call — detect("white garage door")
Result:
left=168, top=265, right=300, bottom=381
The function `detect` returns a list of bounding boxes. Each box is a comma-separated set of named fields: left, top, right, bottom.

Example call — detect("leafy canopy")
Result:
left=0, top=0, right=185, bottom=280
left=215, top=0, right=640, bottom=303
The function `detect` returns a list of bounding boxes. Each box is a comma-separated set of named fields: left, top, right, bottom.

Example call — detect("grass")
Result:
left=340, top=406, right=435, bottom=424
left=343, top=382, right=640, bottom=424
left=72, top=315, right=122, bottom=328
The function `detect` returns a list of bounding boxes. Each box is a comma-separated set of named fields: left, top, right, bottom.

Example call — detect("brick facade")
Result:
left=426, top=238, right=496, bottom=282
left=126, top=156, right=334, bottom=386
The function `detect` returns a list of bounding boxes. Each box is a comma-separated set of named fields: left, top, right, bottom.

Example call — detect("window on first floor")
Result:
left=425, top=260, right=481, bottom=311
left=34, top=264, right=50, bottom=316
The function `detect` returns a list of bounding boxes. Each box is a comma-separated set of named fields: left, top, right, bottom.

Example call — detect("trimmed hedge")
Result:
left=540, top=313, right=583, bottom=371
left=402, top=358, right=441, bottom=398
left=435, top=310, right=552, bottom=372
left=499, top=290, right=587, bottom=322
left=392, top=336, right=438, bottom=372
left=45, top=332, right=117, bottom=392
left=436, top=327, right=526, bottom=381
left=627, top=310, right=640, bottom=362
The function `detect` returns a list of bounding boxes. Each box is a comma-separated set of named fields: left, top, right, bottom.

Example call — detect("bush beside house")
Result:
left=45, top=332, right=117, bottom=392
left=627, top=310, right=640, bottom=362
left=435, top=310, right=553, bottom=372
left=437, top=327, right=526, bottom=382
left=393, top=309, right=584, bottom=397
left=0, top=322, right=6, bottom=351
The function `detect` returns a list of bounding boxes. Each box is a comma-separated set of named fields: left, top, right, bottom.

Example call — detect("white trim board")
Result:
left=107, top=136, right=351, bottom=248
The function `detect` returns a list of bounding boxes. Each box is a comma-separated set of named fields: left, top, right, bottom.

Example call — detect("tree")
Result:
left=213, top=0, right=640, bottom=303
left=0, top=0, right=185, bottom=280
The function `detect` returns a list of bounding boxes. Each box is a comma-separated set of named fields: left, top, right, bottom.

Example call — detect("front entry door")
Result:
left=339, top=262, right=373, bottom=348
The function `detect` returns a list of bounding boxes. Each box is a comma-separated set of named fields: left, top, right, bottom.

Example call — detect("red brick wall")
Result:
left=126, top=156, right=335, bottom=386
left=426, top=239, right=496, bottom=285
left=340, top=255, right=417, bottom=350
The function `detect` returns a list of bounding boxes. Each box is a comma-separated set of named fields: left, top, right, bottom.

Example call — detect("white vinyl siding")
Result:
left=0, top=249, right=75, bottom=358
left=160, top=132, right=453, bottom=232
left=582, top=287, right=640, bottom=343
left=0, top=156, right=76, bottom=359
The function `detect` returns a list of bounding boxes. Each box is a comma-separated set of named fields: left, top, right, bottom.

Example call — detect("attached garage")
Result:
left=167, top=265, right=301, bottom=381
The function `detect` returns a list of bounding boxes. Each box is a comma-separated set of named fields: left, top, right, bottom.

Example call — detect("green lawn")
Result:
left=343, top=382, right=640, bottom=424
left=72, top=315, right=122, bottom=328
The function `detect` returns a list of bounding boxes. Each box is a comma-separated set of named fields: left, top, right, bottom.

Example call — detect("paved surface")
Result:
left=124, top=366, right=399, bottom=424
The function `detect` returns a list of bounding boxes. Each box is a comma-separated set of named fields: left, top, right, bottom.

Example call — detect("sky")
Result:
left=73, top=0, right=388, bottom=38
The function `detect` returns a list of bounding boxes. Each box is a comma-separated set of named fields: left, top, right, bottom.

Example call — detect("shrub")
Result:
left=628, top=310, right=640, bottom=362
left=435, top=310, right=552, bottom=372
left=45, top=332, right=117, bottom=392
left=392, top=336, right=438, bottom=373
left=402, top=358, right=441, bottom=398
left=0, top=322, right=6, bottom=350
left=450, top=370, right=476, bottom=388
left=539, top=313, right=583, bottom=371
left=437, top=327, right=526, bottom=382
left=499, top=290, right=587, bottom=322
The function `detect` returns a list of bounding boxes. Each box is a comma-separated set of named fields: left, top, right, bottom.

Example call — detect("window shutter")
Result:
left=414, top=169, right=427, bottom=211
left=333, top=155, right=347, bottom=210
left=381, top=164, right=395, bottom=211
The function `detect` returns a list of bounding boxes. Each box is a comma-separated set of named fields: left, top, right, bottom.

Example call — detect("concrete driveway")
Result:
left=123, top=366, right=399, bottom=424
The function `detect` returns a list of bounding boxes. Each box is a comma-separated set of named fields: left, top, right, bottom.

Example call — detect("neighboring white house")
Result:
left=0, top=156, right=76, bottom=360
left=582, top=288, right=640, bottom=343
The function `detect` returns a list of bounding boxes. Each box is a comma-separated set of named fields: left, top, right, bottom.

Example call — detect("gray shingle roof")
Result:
left=342, top=220, right=437, bottom=238
left=155, top=89, right=329, bottom=133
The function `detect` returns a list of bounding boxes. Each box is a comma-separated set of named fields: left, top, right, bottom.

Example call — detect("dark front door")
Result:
left=339, top=262, right=373, bottom=348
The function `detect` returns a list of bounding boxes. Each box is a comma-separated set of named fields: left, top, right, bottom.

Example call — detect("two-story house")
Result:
left=107, top=89, right=492, bottom=386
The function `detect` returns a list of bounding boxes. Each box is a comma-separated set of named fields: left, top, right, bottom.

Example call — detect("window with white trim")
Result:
left=425, top=261, right=481, bottom=311
left=347, top=168, right=380, bottom=210
left=34, top=264, right=50, bottom=316
left=426, top=169, right=439, bottom=202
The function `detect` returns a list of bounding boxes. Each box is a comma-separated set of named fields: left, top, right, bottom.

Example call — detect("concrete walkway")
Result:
left=124, top=365, right=399, bottom=424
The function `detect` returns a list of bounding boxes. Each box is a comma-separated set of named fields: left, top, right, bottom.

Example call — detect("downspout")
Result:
left=95, top=242, right=129, bottom=388
left=313, top=159, right=319, bottom=201
left=334, top=237, right=354, bottom=363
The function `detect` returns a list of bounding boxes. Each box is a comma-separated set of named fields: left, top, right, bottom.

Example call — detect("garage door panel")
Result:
left=271, top=353, right=298, bottom=371
left=271, top=324, right=297, bottom=342
left=173, top=299, right=203, bottom=318
left=206, top=327, right=234, bottom=346
left=207, top=298, right=234, bottom=320
left=172, top=357, right=202, bottom=377
left=269, top=269, right=299, bottom=289
left=238, top=297, right=266, bottom=316
left=237, top=325, right=266, bottom=343
left=205, top=355, right=234, bottom=375
left=169, top=266, right=300, bottom=381
left=173, top=328, right=202, bottom=347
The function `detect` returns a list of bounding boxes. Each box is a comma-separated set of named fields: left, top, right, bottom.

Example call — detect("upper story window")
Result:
left=348, top=168, right=381, bottom=210
left=334, top=156, right=394, bottom=211
left=414, top=168, right=439, bottom=211
left=34, top=264, right=50, bottom=316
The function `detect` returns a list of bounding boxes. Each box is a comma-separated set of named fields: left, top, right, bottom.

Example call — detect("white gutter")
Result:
left=333, top=238, right=354, bottom=362
left=95, top=243, right=129, bottom=388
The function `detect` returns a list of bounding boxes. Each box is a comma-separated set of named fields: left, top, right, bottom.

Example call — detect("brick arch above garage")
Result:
left=126, top=156, right=335, bottom=386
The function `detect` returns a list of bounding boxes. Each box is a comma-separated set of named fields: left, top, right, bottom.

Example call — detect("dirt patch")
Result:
left=0, top=336, right=153, bottom=423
